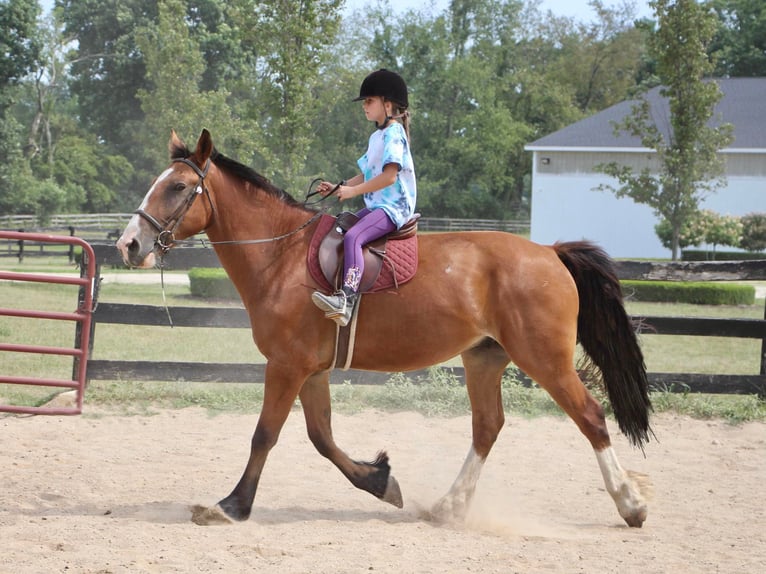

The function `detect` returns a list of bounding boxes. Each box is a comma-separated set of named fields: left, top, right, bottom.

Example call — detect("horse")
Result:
left=116, top=129, right=653, bottom=528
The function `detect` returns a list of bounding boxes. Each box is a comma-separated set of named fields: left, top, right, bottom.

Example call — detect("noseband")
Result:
left=134, top=157, right=212, bottom=253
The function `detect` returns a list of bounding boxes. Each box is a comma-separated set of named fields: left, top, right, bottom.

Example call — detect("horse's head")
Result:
left=117, top=129, right=216, bottom=268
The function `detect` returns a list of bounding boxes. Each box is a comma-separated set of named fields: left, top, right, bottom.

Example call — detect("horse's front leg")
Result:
left=191, top=361, right=307, bottom=525
left=299, top=371, right=402, bottom=507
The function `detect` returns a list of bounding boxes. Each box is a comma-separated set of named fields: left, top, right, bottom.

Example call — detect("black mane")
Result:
left=170, top=141, right=309, bottom=210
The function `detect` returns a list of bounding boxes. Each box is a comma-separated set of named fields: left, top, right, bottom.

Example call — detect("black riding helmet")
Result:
left=353, top=69, right=409, bottom=110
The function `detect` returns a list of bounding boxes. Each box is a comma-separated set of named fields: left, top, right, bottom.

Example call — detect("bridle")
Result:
left=132, top=157, right=334, bottom=327
left=134, top=156, right=327, bottom=254
left=134, top=157, right=214, bottom=254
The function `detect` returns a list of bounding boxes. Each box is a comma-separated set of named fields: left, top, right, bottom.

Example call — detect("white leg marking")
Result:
left=431, top=446, right=485, bottom=521
left=595, top=447, right=649, bottom=527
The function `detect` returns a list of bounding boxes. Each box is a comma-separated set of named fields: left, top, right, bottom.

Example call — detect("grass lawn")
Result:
left=1, top=259, right=764, bottom=422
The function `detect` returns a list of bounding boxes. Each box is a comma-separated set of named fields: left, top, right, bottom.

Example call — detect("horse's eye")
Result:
left=174, top=182, right=187, bottom=192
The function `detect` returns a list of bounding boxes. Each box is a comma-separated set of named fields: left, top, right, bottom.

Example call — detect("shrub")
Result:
left=655, top=210, right=742, bottom=256
left=188, top=268, right=239, bottom=300
left=740, top=213, right=766, bottom=252
left=621, top=280, right=755, bottom=305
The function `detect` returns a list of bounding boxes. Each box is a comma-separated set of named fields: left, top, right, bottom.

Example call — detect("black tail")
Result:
left=554, top=241, right=653, bottom=449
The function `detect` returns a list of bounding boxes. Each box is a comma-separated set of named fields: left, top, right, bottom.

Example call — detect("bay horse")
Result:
left=116, top=129, right=653, bottom=527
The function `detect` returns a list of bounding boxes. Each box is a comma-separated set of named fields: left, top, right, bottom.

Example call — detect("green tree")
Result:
left=597, top=0, right=733, bottom=260
left=134, top=0, right=240, bottom=171
left=655, top=210, right=741, bottom=257
left=740, top=212, right=766, bottom=252
left=0, top=0, right=46, bottom=217
left=0, top=0, right=40, bottom=92
left=58, top=0, right=158, bottom=161
left=544, top=0, right=650, bottom=114
left=231, top=0, right=343, bottom=189
left=709, top=0, right=766, bottom=76
left=355, top=1, right=537, bottom=218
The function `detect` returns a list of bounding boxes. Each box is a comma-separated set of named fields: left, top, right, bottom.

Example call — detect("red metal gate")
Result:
left=0, top=231, right=96, bottom=415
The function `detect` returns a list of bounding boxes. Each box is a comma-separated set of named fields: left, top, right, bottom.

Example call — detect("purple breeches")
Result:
left=342, top=207, right=397, bottom=292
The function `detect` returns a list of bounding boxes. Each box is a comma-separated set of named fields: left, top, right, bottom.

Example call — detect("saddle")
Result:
left=307, top=212, right=419, bottom=294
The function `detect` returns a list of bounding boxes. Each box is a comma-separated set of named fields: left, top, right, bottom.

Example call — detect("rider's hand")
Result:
left=316, top=181, right=335, bottom=196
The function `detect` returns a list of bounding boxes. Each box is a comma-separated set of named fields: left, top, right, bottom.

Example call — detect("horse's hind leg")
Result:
left=430, top=339, right=508, bottom=522
left=298, top=371, right=403, bottom=507
left=520, top=356, right=650, bottom=527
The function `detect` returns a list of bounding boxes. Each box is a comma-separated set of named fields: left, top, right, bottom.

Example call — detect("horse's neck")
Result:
left=205, top=188, right=313, bottom=291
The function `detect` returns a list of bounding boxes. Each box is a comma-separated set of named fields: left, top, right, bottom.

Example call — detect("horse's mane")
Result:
left=170, top=141, right=308, bottom=209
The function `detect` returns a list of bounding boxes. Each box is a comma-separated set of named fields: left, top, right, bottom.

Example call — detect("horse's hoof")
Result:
left=426, top=498, right=465, bottom=524
left=381, top=475, right=403, bottom=508
left=190, top=504, right=234, bottom=526
left=622, top=507, right=647, bottom=528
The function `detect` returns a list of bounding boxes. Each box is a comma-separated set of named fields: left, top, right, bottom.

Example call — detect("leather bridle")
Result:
left=135, top=156, right=328, bottom=255
left=134, top=157, right=213, bottom=254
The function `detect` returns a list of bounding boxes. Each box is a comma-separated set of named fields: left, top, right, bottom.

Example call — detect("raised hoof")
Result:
left=190, top=504, right=234, bottom=526
left=380, top=475, right=403, bottom=508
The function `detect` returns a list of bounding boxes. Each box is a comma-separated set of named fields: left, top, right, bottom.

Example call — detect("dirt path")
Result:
left=1, top=408, right=764, bottom=573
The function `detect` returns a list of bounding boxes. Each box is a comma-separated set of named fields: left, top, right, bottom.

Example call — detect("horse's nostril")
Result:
left=127, top=238, right=140, bottom=255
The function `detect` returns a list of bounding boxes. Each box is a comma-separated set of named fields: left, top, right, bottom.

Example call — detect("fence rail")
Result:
left=1, top=214, right=530, bottom=262
left=81, top=245, right=766, bottom=396
left=1, top=213, right=529, bottom=238
left=0, top=213, right=134, bottom=230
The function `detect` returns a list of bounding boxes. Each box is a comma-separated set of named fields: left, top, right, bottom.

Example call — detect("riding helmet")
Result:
left=353, top=69, right=409, bottom=109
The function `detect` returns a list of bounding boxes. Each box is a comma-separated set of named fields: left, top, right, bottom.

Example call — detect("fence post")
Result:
left=761, top=297, right=766, bottom=378
left=16, top=228, right=24, bottom=262
left=68, top=226, right=76, bottom=263
left=72, top=252, right=100, bottom=385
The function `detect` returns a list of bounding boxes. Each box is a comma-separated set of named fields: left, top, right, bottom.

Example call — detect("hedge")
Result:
left=621, top=280, right=755, bottom=305
left=189, top=269, right=756, bottom=307
left=188, top=267, right=239, bottom=300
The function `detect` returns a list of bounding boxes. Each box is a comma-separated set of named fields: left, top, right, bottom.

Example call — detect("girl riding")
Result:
left=312, top=69, right=417, bottom=326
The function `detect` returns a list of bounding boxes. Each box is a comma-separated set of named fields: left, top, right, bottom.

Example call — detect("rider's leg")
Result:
left=312, top=208, right=396, bottom=326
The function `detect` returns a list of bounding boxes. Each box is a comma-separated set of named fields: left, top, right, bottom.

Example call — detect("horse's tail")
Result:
left=553, top=240, right=653, bottom=449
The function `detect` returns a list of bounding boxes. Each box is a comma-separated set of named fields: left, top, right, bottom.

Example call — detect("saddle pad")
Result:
left=307, top=214, right=418, bottom=293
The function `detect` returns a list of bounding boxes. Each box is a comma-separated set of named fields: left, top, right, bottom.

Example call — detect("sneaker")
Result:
left=311, top=290, right=354, bottom=327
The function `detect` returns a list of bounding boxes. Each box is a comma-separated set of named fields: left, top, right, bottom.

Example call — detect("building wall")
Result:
left=530, top=151, right=766, bottom=258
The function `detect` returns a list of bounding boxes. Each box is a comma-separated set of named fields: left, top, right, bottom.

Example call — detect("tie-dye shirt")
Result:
left=356, top=121, right=417, bottom=229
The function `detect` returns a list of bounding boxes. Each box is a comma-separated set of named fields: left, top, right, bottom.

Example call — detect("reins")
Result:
left=198, top=177, right=337, bottom=247
left=135, top=157, right=339, bottom=326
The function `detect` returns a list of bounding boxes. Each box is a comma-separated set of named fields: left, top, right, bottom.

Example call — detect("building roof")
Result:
left=526, top=77, right=766, bottom=152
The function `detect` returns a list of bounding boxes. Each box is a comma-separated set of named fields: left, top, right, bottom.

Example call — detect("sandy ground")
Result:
left=1, top=407, right=764, bottom=574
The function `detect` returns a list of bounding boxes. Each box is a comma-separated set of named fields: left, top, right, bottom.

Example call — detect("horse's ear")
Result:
left=169, top=130, right=186, bottom=159
left=194, top=129, right=214, bottom=164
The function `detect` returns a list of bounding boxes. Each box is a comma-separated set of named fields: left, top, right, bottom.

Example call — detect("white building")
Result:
left=525, top=78, right=766, bottom=258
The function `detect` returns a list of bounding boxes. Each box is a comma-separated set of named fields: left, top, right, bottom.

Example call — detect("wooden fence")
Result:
left=81, top=245, right=766, bottom=396
left=1, top=214, right=530, bottom=262
left=0, top=214, right=133, bottom=261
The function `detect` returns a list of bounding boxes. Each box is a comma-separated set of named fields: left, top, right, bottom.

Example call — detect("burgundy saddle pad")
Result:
left=307, top=214, right=419, bottom=293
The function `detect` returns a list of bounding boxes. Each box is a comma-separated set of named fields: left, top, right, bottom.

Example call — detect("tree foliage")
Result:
left=655, top=209, right=741, bottom=252
left=0, top=0, right=761, bottom=227
left=710, top=0, right=766, bottom=76
left=597, top=0, right=733, bottom=260
left=740, top=212, right=766, bottom=252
